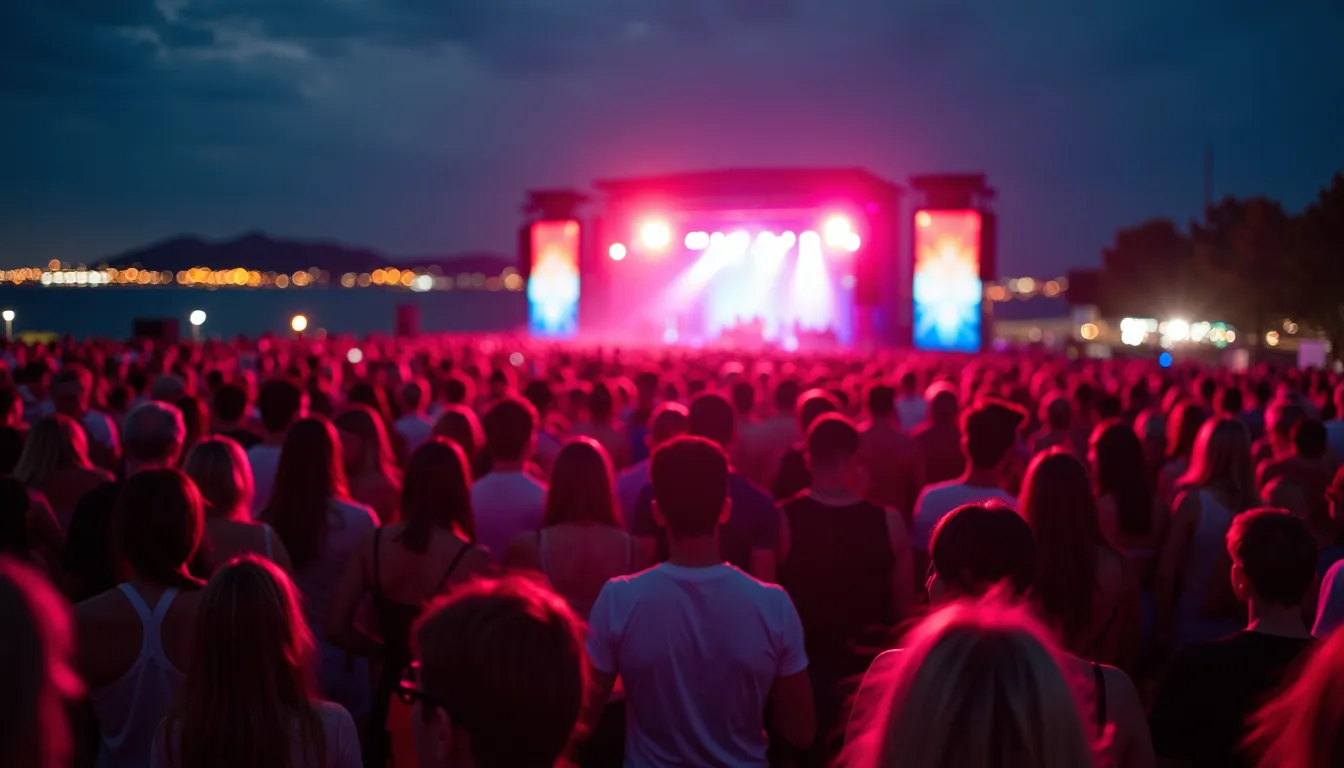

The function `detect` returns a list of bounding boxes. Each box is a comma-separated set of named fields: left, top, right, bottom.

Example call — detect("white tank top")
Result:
left=90, top=584, right=186, bottom=768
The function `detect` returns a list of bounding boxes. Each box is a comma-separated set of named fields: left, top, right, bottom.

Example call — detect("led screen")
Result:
left=527, top=220, right=580, bottom=338
left=912, top=209, right=982, bottom=352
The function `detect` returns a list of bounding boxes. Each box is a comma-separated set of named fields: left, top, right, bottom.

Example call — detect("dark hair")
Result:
left=346, top=382, right=393, bottom=428
left=398, top=439, right=474, bottom=554
left=112, top=469, right=206, bottom=590
left=1216, top=386, right=1244, bottom=415
left=1041, top=393, right=1073, bottom=431
left=262, top=417, right=348, bottom=570
left=1293, top=419, right=1328, bottom=459
left=523, top=379, right=555, bottom=416
left=1096, top=394, right=1123, bottom=421
left=400, top=379, right=428, bottom=412
left=544, top=438, right=619, bottom=528
left=431, top=406, right=485, bottom=466
left=648, top=402, right=690, bottom=446
left=651, top=437, right=729, bottom=539
left=256, top=379, right=304, bottom=435
left=1018, top=449, right=1102, bottom=653
left=1091, top=420, right=1155, bottom=537
left=796, top=388, right=841, bottom=432
left=962, top=398, right=1026, bottom=470
left=806, top=413, right=860, bottom=471
left=0, top=386, right=21, bottom=420
left=175, top=395, right=208, bottom=450
left=481, top=397, right=538, bottom=463
left=773, top=378, right=801, bottom=414
left=930, top=502, right=1036, bottom=597
left=731, top=381, right=756, bottom=416
left=442, top=373, right=473, bottom=406
left=866, top=384, right=896, bottom=418
left=212, top=384, right=250, bottom=425
left=0, top=479, right=31, bottom=557
left=588, top=382, right=616, bottom=423
left=413, top=577, right=586, bottom=768
left=1226, top=508, right=1317, bottom=607
left=927, top=383, right=959, bottom=424
left=688, top=393, right=735, bottom=448
left=1166, top=401, right=1208, bottom=462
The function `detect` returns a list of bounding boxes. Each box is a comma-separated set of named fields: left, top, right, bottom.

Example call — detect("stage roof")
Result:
left=593, top=168, right=903, bottom=204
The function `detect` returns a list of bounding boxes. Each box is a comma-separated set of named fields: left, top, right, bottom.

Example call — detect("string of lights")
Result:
left=0, top=261, right=526, bottom=292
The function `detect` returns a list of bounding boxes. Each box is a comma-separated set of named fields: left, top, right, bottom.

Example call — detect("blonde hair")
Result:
left=182, top=436, right=255, bottom=519
left=12, top=415, right=92, bottom=488
left=842, top=596, right=1095, bottom=768
left=1178, top=416, right=1258, bottom=513
left=1246, top=626, right=1344, bottom=768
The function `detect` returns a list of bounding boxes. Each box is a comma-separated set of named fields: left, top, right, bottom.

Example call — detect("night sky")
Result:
left=4, top=1, right=1342, bottom=275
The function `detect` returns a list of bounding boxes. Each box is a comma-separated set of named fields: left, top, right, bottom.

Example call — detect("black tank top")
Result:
left=779, top=493, right=896, bottom=676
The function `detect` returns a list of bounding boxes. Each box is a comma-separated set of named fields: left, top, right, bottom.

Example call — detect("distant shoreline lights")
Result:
left=1, top=262, right=526, bottom=293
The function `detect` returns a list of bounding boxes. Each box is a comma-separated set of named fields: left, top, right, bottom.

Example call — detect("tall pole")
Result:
left=1203, top=144, right=1213, bottom=224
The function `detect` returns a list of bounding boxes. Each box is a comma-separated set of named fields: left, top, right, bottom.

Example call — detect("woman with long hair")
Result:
left=154, top=557, right=360, bottom=768
left=12, top=414, right=113, bottom=530
left=571, top=381, right=631, bottom=470
left=0, top=557, right=83, bottom=768
left=1019, top=448, right=1141, bottom=671
left=76, top=468, right=208, bottom=768
left=1159, top=401, right=1209, bottom=506
left=182, top=437, right=293, bottom=573
left=1246, top=624, right=1344, bottom=768
left=334, top=406, right=402, bottom=524
left=1091, top=420, right=1168, bottom=582
left=1155, top=416, right=1260, bottom=652
left=262, top=417, right=379, bottom=724
left=840, top=598, right=1096, bottom=768
left=327, top=437, right=489, bottom=766
left=503, top=437, right=640, bottom=620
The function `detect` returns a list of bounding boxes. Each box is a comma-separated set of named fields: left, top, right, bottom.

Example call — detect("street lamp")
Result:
left=189, top=310, right=206, bottom=341
left=290, top=314, right=308, bottom=335
left=1, top=310, right=12, bottom=340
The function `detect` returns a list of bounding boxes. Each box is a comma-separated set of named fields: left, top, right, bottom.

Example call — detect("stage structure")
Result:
left=908, top=174, right=998, bottom=353
left=518, top=190, right=588, bottom=338
left=572, top=169, right=906, bottom=350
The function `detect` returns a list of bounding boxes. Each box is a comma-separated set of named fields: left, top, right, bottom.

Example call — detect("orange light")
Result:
left=608, top=243, right=627, bottom=261
left=639, top=220, right=672, bottom=251
left=1080, top=323, right=1100, bottom=341
left=290, top=314, right=308, bottom=333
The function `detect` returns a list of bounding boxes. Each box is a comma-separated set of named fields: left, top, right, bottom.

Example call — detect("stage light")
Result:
left=843, top=232, right=861, bottom=252
left=640, top=219, right=672, bottom=251
left=1159, top=352, right=1173, bottom=368
left=1165, top=318, right=1190, bottom=342
left=709, top=232, right=725, bottom=247
left=608, top=243, right=627, bottom=261
left=1079, top=323, right=1100, bottom=341
left=291, top=314, right=308, bottom=333
left=685, top=231, right=710, bottom=251
left=824, top=216, right=853, bottom=248
left=781, top=231, right=797, bottom=248
left=800, top=230, right=821, bottom=250
left=189, top=310, right=206, bottom=327
left=727, top=231, right=751, bottom=252
left=755, top=232, right=776, bottom=248
left=347, top=348, right=364, bottom=364
left=916, top=211, right=932, bottom=228
left=1265, top=331, right=1280, bottom=347
left=1, top=310, right=13, bottom=322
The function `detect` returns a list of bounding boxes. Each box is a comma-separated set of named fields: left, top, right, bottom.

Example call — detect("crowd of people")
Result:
left=3, top=332, right=1344, bottom=768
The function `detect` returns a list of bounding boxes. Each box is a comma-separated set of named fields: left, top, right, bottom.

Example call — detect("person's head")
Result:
left=442, top=372, right=474, bottom=406
left=401, top=378, right=429, bottom=415
left=927, top=502, right=1036, bottom=603
left=961, top=398, right=1026, bottom=474
left=651, top=436, right=730, bottom=541
left=150, top=373, right=188, bottom=404
left=0, top=386, right=23, bottom=428
left=926, top=381, right=960, bottom=425
left=175, top=394, right=209, bottom=454
left=1226, top=508, right=1317, bottom=610
left=1018, top=449, right=1101, bottom=649
left=182, top=437, right=255, bottom=520
left=1089, top=419, right=1154, bottom=538
left=1166, top=400, right=1208, bottom=462
left=1292, top=419, right=1328, bottom=460
left=646, top=402, right=690, bottom=450
left=866, top=383, right=896, bottom=419
left=805, top=413, right=863, bottom=490
left=0, top=557, right=82, bottom=768
left=1216, top=385, right=1244, bottom=416
left=899, top=369, right=920, bottom=396
left=1040, top=392, right=1073, bottom=431
left=544, top=438, right=619, bottom=529
left=687, top=393, right=736, bottom=449
left=112, top=468, right=206, bottom=590
left=11, top=415, right=92, bottom=488
left=1245, top=624, right=1344, bottom=768
left=256, top=379, right=306, bottom=436
left=333, top=405, right=398, bottom=479
left=264, top=417, right=347, bottom=570
left=121, top=401, right=187, bottom=470
left=588, top=381, right=615, bottom=423
left=211, top=383, right=250, bottom=427
left=522, top=379, right=555, bottom=417
left=730, top=381, right=756, bottom=417
left=772, top=378, right=801, bottom=417
left=796, top=388, right=841, bottom=433
left=481, top=397, right=538, bottom=464
left=488, top=367, right=515, bottom=399
left=431, top=406, right=486, bottom=468
left=1267, top=400, right=1307, bottom=455
left=1263, top=477, right=1310, bottom=521
left=166, top=556, right=323, bottom=768
left=1180, top=416, right=1258, bottom=512
left=844, top=598, right=1094, bottom=768
left=412, top=577, right=587, bottom=768
left=49, top=364, right=93, bottom=416
left=399, top=438, right=474, bottom=555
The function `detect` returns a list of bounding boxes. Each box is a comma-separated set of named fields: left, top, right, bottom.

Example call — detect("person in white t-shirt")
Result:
left=584, top=436, right=815, bottom=767
left=248, top=379, right=308, bottom=516
left=911, top=397, right=1026, bottom=554
left=392, top=378, right=435, bottom=454
left=472, top=396, right=547, bottom=560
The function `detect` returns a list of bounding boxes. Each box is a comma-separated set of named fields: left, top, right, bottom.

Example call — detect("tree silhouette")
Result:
left=1291, top=174, right=1344, bottom=362
left=1191, top=196, right=1294, bottom=351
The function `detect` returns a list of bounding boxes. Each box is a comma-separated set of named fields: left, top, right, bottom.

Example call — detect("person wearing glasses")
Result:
left=403, top=576, right=587, bottom=768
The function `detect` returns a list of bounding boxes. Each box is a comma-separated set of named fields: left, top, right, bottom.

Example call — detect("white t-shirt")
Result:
left=470, top=470, right=547, bottom=560
left=151, top=700, right=361, bottom=768
left=911, top=480, right=1015, bottom=551
left=247, top=444, right=284, bottom=516
left=897, top=395, right=929, bottom=432
left=587, top=563, right=809, bottom=767
left=393, top=413, right=435, bottom=454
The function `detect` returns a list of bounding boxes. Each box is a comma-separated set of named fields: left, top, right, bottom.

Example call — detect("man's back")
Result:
left=857, top=420, right=924, bottom=517
left=587, top=563, right=807, bottom=767
left=470, top=470, right=546, bottom=560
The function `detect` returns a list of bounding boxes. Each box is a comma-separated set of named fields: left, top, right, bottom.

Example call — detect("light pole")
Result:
left=1, top=310, right=12, bottom=340
left=189, top=310, right=206, bottom=342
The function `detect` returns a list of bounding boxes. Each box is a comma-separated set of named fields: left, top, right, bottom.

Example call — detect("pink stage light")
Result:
left=684, top=231, right=710, bottom=251
left=640, top=219, right=672, bottom=251
left=823, top=216, right=853, bottom=248
left=608, top=243, right=627, bottom=261
left=843, top=232, right=861, bottom=252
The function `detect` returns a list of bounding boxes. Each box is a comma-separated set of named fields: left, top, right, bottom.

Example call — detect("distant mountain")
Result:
left=101, top=232, right=513, bottom=274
